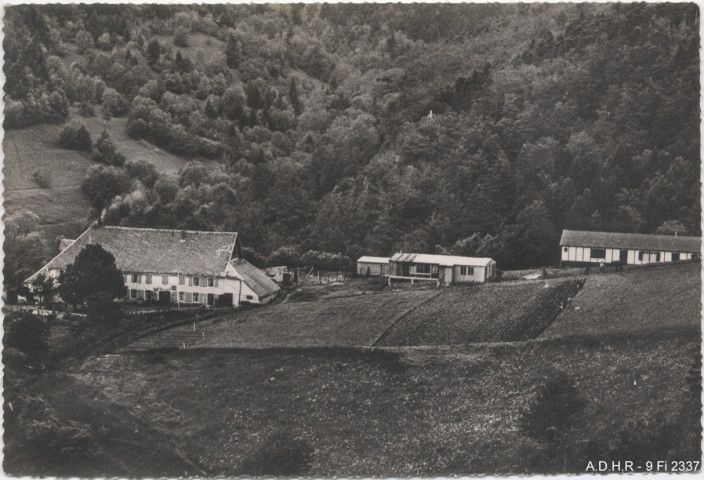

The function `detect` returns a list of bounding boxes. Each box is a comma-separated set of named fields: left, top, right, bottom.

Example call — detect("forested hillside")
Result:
left=3, top=3, right=700, bottom=287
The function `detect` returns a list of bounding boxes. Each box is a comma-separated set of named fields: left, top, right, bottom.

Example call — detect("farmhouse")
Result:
left=389, top=253, right=497, bottom=286
left=356, top=256, right=390, bottom=276
left=25, top=225, right=280, bottom=307
left=560, top=229, right=701, bottom=266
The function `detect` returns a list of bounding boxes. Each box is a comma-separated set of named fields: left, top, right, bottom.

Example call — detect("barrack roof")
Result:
left=560, top=229, right=701, bottom=253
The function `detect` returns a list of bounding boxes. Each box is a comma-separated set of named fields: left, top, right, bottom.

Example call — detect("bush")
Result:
left=91, top=130, right=126, bottom=166
left=86, top=291, right=122, bottom=322
left=101, top=87, right=128, bottom=117
left=126, top=118, right=148, bottom=139
left=519, top=371, right=584, bottom=447
left=81, top=165, right=132, bottom=210
left=96, top=32, right=112, bottom=51
left=75, top=30, right=94, bottom=54
left=31, top=170, right=52, bottom=188
left=300, top=250, right=351, bottom=272
left=79, top=102, right=95, bottom=117
left=125, top=160, right=159, bottom=188
left=173, top=26, right=190, bottom=47
left=3, top=313, right=50, bottom=368
left=59, top=121, right=92, bottom=151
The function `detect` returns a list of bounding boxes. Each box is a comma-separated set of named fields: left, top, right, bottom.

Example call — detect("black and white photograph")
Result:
left=2, top=2, right=702, bottom=476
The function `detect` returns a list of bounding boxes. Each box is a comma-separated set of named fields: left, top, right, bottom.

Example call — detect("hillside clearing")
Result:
left=3, top=113, right=194, bottom=241
left=5, top=330, right=698, bottom=477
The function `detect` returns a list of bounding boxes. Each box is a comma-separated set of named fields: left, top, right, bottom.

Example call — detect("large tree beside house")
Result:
left=58, top=244, right=126, bottom=310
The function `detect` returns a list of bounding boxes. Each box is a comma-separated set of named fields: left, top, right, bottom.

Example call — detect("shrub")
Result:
left=79, top=102, right=95, bottom=117
left=96, top=32, right=112, bottom=51
left=86, top=291, right=122, bottom=322
left=81, top=165, right=132, bottom=210
left=519, top=371, right=584, bottom=447
left=91, top=130, right=126, bottom=166
left=59, top=121, right=92, bottom=151
left=101, top=87, right=128, bottom=117
left=125, top=160, right=159, bottom=188
left=3, top=313, right=50, bottom=361
left=173, top=26, right=190, bottom=47
left=126, top=118, right=148, bottom=139
left=31, top=170, right=52, bottom=188
left=300, top=250, right=351, bottom=272
left=75, top=30, right=94, bottom=54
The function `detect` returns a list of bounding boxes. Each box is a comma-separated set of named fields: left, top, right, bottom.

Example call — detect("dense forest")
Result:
left=3, top=3, right=701, bottom=287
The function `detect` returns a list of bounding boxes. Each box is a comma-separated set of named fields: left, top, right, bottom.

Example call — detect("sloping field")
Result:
left=79, top=116, right=191, bottom=174
left=3, top=119, right=190, bottom=240
left=376, top=279, right=583, bottom=346
left=4, top=126, right=93, bottom=240
left=127, top=290, right=440, bottom=349
left=5, top=331, right=698, bottom=476
left=541, top=263, right=701, bottom=339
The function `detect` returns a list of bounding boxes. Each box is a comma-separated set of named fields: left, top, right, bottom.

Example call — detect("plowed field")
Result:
left=376, top=279, right=584, bottom=346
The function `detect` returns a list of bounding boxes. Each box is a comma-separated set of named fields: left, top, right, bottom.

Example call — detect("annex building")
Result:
left=25, top=225, right=280, bottom=307
left=559, top=229, right=701, bottom=266
left=388, top=253, right=497, bottom=285
left=356, top=256, right=390, bottom=276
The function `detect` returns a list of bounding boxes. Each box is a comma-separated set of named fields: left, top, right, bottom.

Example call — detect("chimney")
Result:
left=180, top=230, right=186, bottom=242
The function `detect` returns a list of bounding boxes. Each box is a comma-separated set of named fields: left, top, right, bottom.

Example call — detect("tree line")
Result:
left=3, top=3, right=700, bottom=287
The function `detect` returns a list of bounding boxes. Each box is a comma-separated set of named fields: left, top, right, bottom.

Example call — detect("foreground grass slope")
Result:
left=541, top=263, right=701, bottom=339
left=5, top=329, right=698, bottom=476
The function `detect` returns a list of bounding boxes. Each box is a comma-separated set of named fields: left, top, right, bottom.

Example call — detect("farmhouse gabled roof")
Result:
left=229, top=258, right=281, bottom=299
left=26, top=225, right=240, bottom=283
left=357, top=256, right=390, bottom=264
left=390, top=253, right=496, bottom=267
left=560, top=229, right=701, bottom=253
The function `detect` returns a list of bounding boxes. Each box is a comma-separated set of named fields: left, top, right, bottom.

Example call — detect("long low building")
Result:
left=389, top=252, right=497, bottom=285
left=25, top=225, right=280, bottom=307
left=560, top=229, right=701, bottom=266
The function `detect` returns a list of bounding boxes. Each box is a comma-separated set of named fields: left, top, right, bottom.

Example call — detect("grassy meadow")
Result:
left=3, top=108, right=192, bottom=242
left=5, top=330, right=698, bottom=477
left=541, top=263, right=701, bottom=338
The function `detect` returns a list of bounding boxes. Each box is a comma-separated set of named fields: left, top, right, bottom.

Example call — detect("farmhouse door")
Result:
left=207, top=293, right=214, bottom=306
left=620, top=249, right=628, bottom=263
left=158, top=291, right=171, bottom=306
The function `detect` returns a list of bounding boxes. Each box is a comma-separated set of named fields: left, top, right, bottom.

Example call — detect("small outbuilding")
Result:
left=356, top=256, right=390, bottom=276
left=560, top=229, right=701, bottom=266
